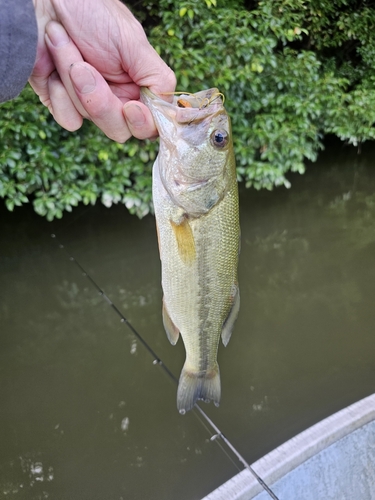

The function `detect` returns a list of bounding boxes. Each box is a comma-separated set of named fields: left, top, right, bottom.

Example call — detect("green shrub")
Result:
left=1, top=0, right=375, bottom=219
left=0, top=87, right=156, bottom=219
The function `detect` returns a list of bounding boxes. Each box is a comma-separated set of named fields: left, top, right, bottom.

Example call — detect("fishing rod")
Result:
left=50, top=232, right=280, bottom=500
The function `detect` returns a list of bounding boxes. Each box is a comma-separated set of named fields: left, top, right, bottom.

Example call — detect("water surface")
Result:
left=1, top=140, right=375, bottom=499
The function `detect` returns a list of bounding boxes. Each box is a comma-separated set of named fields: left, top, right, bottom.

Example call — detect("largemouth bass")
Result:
left=140, top=87, right=240, bottom=413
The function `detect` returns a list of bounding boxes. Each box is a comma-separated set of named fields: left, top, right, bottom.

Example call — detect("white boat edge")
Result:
left=202, top=393, right=375, bottom=500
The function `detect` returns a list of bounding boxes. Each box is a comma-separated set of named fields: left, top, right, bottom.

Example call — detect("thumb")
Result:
left=123, top=101, right=159, bottom=140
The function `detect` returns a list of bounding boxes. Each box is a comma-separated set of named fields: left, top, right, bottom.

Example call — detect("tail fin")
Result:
left=177, top=363, right=221, bottom=414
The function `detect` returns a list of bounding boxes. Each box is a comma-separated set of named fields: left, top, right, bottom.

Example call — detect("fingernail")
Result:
left=70, top=64, right=96, bottom=94
left=124, top=104, right=146, bottom=126
left=46, top=21, right=70, bottom=47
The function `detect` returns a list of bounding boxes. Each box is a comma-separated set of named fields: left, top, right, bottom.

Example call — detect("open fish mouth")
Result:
left=140, top=87, right=225, bottom=125
left=140, top=87, right=224, bottom=107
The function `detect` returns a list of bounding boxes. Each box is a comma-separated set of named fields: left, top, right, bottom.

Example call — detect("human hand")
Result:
left=29, top=0, right=176, bottom=142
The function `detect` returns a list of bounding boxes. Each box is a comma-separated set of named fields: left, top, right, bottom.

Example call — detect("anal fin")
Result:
left=162, top=299, right=180, bottom=345
left=221, top=285, right=240, bottom=347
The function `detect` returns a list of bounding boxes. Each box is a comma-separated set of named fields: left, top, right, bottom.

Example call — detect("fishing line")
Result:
left=50, top=232, right=279, bottom=500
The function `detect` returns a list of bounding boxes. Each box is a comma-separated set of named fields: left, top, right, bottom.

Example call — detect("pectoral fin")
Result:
left=170, top=218, right=196, bottom=264
left=221, top=285, right=240, bottom=347
left=162, top=299, right=180, bottom=345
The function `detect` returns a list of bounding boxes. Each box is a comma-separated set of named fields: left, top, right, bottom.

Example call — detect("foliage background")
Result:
left=1, top=0, right=375, bottom=219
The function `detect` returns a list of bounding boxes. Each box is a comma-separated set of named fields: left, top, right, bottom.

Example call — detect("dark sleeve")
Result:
left=0, top=0, right=38, bottom=103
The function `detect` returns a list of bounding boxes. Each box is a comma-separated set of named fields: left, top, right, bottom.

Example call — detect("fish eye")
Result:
left=210, top=129, right=228, bottom=149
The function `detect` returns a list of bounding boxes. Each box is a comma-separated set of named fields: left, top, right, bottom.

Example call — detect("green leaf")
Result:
left=98, top=150, right=109, bottom=161
left=5, top=199, right=14, bottom=212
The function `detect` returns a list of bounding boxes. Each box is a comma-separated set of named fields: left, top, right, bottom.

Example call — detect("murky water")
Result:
left=1, top=140, right=375, bottom=499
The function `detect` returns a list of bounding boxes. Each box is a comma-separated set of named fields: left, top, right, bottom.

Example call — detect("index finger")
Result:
left=46, top=22, right=132, bottom=142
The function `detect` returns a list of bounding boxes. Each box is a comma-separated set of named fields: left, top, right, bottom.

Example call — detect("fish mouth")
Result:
left=140, top=87, right=224, bottom=125
left=140, top=87, right=223, bottom=106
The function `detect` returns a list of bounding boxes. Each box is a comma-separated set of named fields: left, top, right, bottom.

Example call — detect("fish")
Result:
left=140, top=87, right=240, bottom=413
